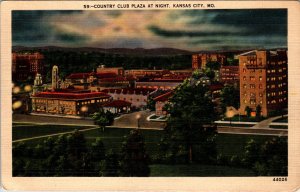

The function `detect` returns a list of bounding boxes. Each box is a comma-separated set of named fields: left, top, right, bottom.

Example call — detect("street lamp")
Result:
left=226, top=107, right=236, bottom=127
left=136, top=113, right=141, bottom=129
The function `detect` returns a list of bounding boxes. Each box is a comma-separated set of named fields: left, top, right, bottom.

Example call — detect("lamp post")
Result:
left=136, top=113, right=141, bottom=129
left=226, top=107, right=235, bottom=127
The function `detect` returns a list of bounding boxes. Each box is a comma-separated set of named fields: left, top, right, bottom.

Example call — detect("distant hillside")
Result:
left=12, top=46, right=193, bottom=56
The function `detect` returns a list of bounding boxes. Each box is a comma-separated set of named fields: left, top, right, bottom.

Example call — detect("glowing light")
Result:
left=136, top=113, right=141, bottom=120
left=24, top=85, right=32, bottom=92
left=12, top=101, right=22, bottom=110
left=226, top=106, right=237, bottom=118
left=81, top=106, right=88, bottom=112
left=12, top=86, right=21, bottom=94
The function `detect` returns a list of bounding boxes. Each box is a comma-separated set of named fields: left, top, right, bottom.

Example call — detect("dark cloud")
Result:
left=12, top=11, right=86, bottom=45
left=55, top=32, right=90, bottom=43
left=148, top=25, right=237, bottom=37
left=12, top=9, right=287, bottom=50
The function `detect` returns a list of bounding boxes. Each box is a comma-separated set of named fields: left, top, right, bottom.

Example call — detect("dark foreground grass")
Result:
left=13, top=123, right=95, bottom=141
left=13, top=124, right=285, bottom=176
left=150, top=164, right=255, bottom=176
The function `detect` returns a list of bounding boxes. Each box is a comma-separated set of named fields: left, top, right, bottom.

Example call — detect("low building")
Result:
left=135, top=80, right=182, bottom=90
left=192, top=53, right=226, bottom=70
left=102, top=88, right=156, bottom=108
left=103, top=100, right=132, bottom=114
left=31, top=91, right=111, bottom=116
left=65, top=73, right=90, bottom=84
left=97, top=65, right=124, bottom=76
left=153, top=91, right=173, bottom=116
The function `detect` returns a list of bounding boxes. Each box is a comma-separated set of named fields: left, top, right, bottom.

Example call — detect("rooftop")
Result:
left=31, top=91, right=110, bottom=100
left=102, top=88, right=156, bottom=95
left=153, top=91, right=173, bottom=102
left=66, top=73, right=90, bottom=79
left=102, top=100, right=132, bottom=107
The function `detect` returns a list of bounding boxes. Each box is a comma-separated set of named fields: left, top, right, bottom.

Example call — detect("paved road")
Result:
left=13, top=113, right=287, bottom=139
left=113, top=111, right=166, bottom=129
left=218, top=126, right=287, bottom=136
left=252, top=115, right=287, bottom=128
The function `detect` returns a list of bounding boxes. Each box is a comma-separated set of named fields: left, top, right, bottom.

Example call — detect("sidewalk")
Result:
left=252, top=115, right=288, bottom=129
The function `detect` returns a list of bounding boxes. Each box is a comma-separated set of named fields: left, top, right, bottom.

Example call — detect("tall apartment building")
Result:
left=12, top=52, right=44, bottom=82
left=192, top=53, right=226, bottom=70
left=239, top=50, right=287, bottom=116
left=220, top=66, right=239, bottom=86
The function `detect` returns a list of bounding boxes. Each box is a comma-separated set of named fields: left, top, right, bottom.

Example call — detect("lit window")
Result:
left=259, top=76, right=262, bottom=81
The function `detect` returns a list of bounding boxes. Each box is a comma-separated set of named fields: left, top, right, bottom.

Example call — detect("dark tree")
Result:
left=92, top=109, right=114, bottom=132
left=245, top=106, right=252, bottom=118
left=89, top=137, right=106, bottom=176
left=120, top=129, right=150, bottom=176
left=102, top=150, right=121, bottom=176
left=256, top=105, right=262, bottom=120
left=242, top=137, right=287, bottom=176
left=146, top=96, right=156, bottom=111
left=220, top=84, right=240, bottom=112
left=206, top=61, right=221, bottom=70
left=242, top=139, right=260, bottom=168
left=161, top=74, right=218, bottom=163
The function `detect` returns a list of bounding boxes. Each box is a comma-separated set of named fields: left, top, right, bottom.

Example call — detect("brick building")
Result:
left=97, top=65, right=124, bottom=76
left=239, top=50, right=287, bottom=116
left=192, top=53, right=226, bottom=69
left=153, top=91, right=173, bottom=116
left=31, top=91, right=111, bottom=116
left=12, top=52, right=44, bottom=82
left=220, top=66, right=240, bottom=85
left=102, top=88, right=156, bottom=108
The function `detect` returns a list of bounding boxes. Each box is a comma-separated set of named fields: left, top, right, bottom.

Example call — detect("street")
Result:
left=13, top=112, right=288, bottom=141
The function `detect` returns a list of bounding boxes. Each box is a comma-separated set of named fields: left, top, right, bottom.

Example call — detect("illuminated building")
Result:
left=192, top=53, right=226, bottom=69
left=31, top=91, right=111, bottom=116
left=220, top=66, right=240, bottom=86
left=239, top=50, right=287, bottom=116
left=12, top=52, right=44, bottom=82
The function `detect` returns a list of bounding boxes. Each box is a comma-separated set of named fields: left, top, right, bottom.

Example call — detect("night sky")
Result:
left=12, top=9, right=287, bottom=51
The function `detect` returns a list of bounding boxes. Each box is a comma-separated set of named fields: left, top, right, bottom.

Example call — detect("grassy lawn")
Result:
left=150, top=164, right=255, bottom=176
left=13, top=124, right=280, bottom=158
left=12, top=124, right=285, bottom=176
left=12, top=123, right=95, bottom=141
left=273, top=116, right=288, bottom=123
left=224, top=115, right=265, bottom=122
left=269, top=125, right=288, bottom=129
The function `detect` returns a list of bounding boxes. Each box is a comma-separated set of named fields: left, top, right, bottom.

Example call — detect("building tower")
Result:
left=32, top=73, right=44, bottom=95
left=52, top=65, right=59, bottom=91
left=239, top=50, right=287, bottom=117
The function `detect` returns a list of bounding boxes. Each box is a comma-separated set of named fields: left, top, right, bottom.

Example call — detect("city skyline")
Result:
left=13, top=9, right=287, bottom=51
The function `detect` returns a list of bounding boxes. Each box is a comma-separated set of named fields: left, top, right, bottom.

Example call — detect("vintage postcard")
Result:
left=1, top=1, right=300, bottom=191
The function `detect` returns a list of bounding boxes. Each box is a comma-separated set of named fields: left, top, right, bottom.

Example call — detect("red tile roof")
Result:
left=66, top=73, right=90, bottom=79
left=102, top=100, right=132, bottom=107
left=99, top=77, right=128, bottom=83
left=102, top=88, right=156, bottom=95
left=153, top=91, right=173, bottom=102
left=94, top=72, right=118, bottom=79
left=32, top=91, right=111, bottom=100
